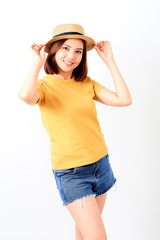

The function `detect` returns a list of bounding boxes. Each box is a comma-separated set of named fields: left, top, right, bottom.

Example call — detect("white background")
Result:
left=0, top=0, right=160, bottom=239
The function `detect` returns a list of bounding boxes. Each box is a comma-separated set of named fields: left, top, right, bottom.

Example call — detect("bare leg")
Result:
left=74, top=193, right=107, bottom=240
left=66, top=194, right=107, bottom=240
left=95, top=192, right=107, bottom=214
left=75, top=223, right=84, bottom=240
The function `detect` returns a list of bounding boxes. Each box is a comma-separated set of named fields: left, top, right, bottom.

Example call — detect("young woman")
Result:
left=19, top=24, right=132, bottom=240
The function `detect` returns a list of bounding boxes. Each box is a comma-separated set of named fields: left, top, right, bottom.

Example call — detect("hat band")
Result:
left=53, top=31, right=83, bottom=38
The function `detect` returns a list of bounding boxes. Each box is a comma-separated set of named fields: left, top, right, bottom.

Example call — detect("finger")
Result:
left=95, top=41, right=103, bottom=46
left=40, top=46, right=46, bottom=54
left=100, top=41, right=110, bottom=46
left=31, top=44, right=38, bottom=50
left=93, top=45, right=98, bottom=50
left=104, top=40, right=111, bottom=45
left=39, top=44, right=44, bottom=49
left=95, top=40, right=110, bottom=46
left=93, top=45, right=102, bottom=53
left=30, top=46, right=40, bottom=55
left=95, top=41, right=106, bottom=48
left=97, top=43, right=105, bottom=49
left=31, top=43, right=44, bottom=51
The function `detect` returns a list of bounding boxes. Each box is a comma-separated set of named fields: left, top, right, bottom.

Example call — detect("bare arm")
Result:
left=18, top=44, right=45, bottom=105
left=93, top=41, right=132, bottom=106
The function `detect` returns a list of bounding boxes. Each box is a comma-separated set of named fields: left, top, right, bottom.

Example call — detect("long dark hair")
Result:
left=44, top=39, right=88, bottom=82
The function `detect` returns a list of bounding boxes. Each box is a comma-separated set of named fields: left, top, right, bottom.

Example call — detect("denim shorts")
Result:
left=52, top=154, right=116, bottom=206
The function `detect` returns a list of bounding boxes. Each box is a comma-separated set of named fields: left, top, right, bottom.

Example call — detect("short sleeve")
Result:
left=91, top=79, right=105, bottom=101
left=32, top=80, right=46, bottom=105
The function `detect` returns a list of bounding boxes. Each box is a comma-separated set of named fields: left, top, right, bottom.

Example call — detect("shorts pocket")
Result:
left=54, top=168, right=76, bottom=178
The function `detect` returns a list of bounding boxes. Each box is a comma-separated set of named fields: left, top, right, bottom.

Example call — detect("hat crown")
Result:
left=52, top=24, right=85, bottom=37
left=45, top=23, right=95, bottom=53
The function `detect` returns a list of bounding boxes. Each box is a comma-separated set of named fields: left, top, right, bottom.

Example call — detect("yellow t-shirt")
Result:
left=33, top=74, right=108, bottom=170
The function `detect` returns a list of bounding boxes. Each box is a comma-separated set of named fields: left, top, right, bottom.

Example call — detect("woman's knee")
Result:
left=84, top=227, right=107, bottom=240
left=75, top=223, right=84, bottom=240
left=75, top=221, right=107, bottom=240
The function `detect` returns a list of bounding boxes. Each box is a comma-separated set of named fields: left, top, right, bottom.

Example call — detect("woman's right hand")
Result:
left=30, top=43, right=46, bottom=69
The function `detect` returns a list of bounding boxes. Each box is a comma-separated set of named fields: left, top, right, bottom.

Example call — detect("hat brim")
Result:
left=44, top=35, right=95, bottom=53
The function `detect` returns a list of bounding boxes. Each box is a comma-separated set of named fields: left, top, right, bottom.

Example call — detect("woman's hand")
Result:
left=93, top=40, right=114, bottom=65
left=30, top=43, right=46, bottom=69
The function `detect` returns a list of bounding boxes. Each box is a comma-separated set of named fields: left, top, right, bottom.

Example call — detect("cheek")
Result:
left=55, top=51, right=65, bottom=61
left=77, top=55, right=83, bottom=64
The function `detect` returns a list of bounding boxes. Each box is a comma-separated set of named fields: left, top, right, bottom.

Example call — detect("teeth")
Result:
left=64, top=60, right=73, bottom=65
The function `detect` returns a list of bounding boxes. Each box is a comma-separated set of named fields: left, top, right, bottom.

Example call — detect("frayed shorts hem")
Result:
left=53, top=154, right=117, bottom=206
left=95, top=179, right=117, bottom=198
left=63, top=194, right=96, bottom=206
left=63, top=179, right=117, bottom=206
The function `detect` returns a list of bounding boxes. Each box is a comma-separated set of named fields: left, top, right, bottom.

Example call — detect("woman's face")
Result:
left=55, top=39, right=84, bottom=76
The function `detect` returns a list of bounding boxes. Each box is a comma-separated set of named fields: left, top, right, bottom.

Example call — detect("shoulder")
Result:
left=83, top=76, right=94, bottom=84
left=38, top=74, right=51, bottom=84
left=37, top=75, right=55, bottom=89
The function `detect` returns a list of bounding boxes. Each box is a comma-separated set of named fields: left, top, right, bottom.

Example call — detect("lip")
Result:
left=63, top=60, right=74, bottom=66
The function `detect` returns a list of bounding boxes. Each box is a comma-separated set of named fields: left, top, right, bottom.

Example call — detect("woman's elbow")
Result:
left=124, top=98, right=133, bottom=106
left=18, top=90, right=28, bottom=101
left=119, top=97, right=132, bottom=106
left=18, top=91, right=32, bottom=104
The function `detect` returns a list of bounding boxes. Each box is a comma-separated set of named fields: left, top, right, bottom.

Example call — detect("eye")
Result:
left=76, top=50, right=82, bottom=54
left=62, top=46, right=69, bottom=51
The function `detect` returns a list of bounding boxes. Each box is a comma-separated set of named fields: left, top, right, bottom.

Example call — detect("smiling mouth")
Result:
left=63, top=60, right=74, bottom=66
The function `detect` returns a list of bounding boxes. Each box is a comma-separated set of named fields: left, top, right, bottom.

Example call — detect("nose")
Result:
left=67, top=50, right=75, bottom=60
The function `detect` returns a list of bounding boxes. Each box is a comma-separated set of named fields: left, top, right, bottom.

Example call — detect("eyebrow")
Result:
left=63, top=43, right=83, bottom=50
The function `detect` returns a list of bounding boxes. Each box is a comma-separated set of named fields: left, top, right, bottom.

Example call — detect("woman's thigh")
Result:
left=95, top=192, right=107, bottom=214
left=66, top=195, right=107, bottom=240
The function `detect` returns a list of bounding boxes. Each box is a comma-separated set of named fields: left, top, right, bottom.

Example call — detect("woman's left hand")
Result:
left=93, top=40, right=114, bottom=64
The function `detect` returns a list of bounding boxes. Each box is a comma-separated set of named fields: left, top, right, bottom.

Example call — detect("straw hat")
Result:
left=45, top=23, right=95, bottom=53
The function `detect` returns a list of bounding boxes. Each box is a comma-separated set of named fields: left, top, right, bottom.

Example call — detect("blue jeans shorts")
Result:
left=52, top=154, right=116, bottom=206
